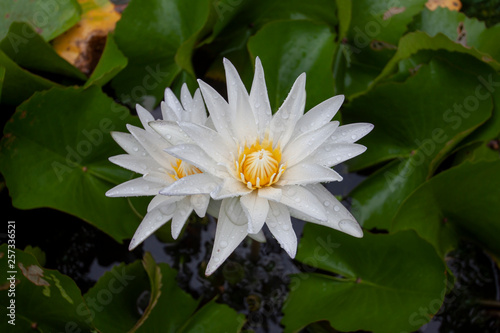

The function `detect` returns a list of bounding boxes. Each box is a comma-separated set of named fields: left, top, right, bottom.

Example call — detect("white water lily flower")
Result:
left=153, top=58, right=373, bottom=275
left=106, top=84, right=213, bottom=249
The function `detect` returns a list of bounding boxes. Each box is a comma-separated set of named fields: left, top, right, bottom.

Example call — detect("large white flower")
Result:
left=106, top=84, right=212, bottom=249
left=152, top=58, right=373, bottom=275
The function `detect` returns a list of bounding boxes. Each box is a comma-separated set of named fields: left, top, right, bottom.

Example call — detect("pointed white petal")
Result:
left=149, top=120, right=191, bottom=145
left=210, top=177, right=252, bottom=199
left=279, top=185, right=327, bottom=222
left=128, top=200, right=176, bottom=250
left=257, top=186, right=282, bottom=202
left=190, top=89, right=208, bottom=125
left=206, top=198, right=248, bottom=275
left=282, top=121, right=339, bottom=168
left=248, top=230, right=266, bottom=243
left=180, top=84, right=194, bottom=115
left=267, top=202, right=297, bottom=258
left=327, top=123, right=375, bottom=144
left=109, top=155, right=161, bottom=175
left=171, top=197, right=194, bottom=239
left=294, top=184, right=363, bottom=238
left=310, top=143, right=367, bottom=167
left=269, top=73, right=306, bottom=147
left=278, top=163, right=342, bottom=186
left=143, top=171, right=174, bottom=185
left=240, top=191, right=269, bottom=234
left=293, top=95, right=343, bottom=136
left=164, top=88, right=183, bottom=121
left=223, top=58, right=249, bottom=108
left=165, top=144, right=226, bottom=178
left=136, top=104, right=156, bottom=133
left=160, top=101, right=178, bottom=122
left=159, top=173, right=220, bottom=196
left=206, top=199, right=222, bottom=218
left=249, top=57, right=272, bottom=137
left=178, top=122, right=233, bottom=166
left=127, top=124, right=175, bottom=167
left=198, top=79, right=234, bottom=144
left=110, top=132, right=147, bottom=157
left=147, top=194, right=184, bottom=212
left=106, top=178, right=164, bottom=197
left=191, top=194, right=210, bottom=217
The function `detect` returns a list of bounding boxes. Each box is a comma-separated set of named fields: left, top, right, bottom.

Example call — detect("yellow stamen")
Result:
left=235, top=139, right=285, bottom=189
left=169, top=159, right=202, bottom=181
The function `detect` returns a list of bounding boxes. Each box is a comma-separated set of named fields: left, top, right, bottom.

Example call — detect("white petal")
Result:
left=164, top=88, right=183, bottom=121
left=127, top=124, right=175, bottom=167
left=178, top=122, right=233, bottom=166
left=310, top=143, right=367, bottom=167
left=257, top=186, right=282, bottom=202
left=206, top=199, right=221, bottom=218
left=159, top=173, right=220, bottom=196
left=293, top=95, right=343, bottom=137
left=206, top=198, right=248, bottom=275
left=191, top=194, right=210, bottom=217
left=240, top=191, right=269, bottom=234
left=278, top=163, right=342, bottom=186
left=149, top=120, right=191, bottom=145
left=294, top=184, right=363, bottom=238
left=136, top=104, right=156, bottom=133
left=160, top=101, right=178, bottom=122
left=223, top=58, right=258, bottom=143
left=279, top=185, right=327, bottom=222
left=249, top=57, right=272, bottom=137
left=109, top=155, right=161, bottom=175
left=171, top=197, right=194, bottom=239
left=143, top=171, right=174, bottom=185
left=269, top=73, right=306, bottom=147
left=282, top=121, right=339, bottom=168
left=165, top=144, right=225, bottom=178
left=267, top=202, right=297, bottom=258
left=327, top=123, right=374, bottom=144
left=147, top=194, right=184, bottom=212
left=198, top=79, right=234, bottom=144
left=106, top=178, right=164, bottom=197
left=248, top=230, right=266, bottom=243
left=188, top=88, right=208, bottom=125
left=180, top=84, right=195, bottom=116
left=110, top=132, right=147, bottom=157
left=210, top=177, right=252, bottom=200
left=128, top=200, right=176, bottom=250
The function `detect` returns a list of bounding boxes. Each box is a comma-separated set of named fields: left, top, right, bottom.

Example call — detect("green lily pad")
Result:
left=282, top=227, right=447, bottom=333
left=247, top=20, right=336, bottom=111
left=111, top=0, right=211, bottom=109
left=344, top=56, right=493, bottom=229
left=0, top=50, right=58, bottom=106
left=83, top=260, right=150, bottom=333
left=0, top=22, right=86, bottom=81
left=85, top=33, right=128, bottom=88
left=0, top=244, right=95, bottom=332
left=0, top=85, right=147, bottom=243
left=410, top=7, right=500, bottom=62
left=0, top=0, right=81, bottom=41
left=393, top=160, right=500, bottom=258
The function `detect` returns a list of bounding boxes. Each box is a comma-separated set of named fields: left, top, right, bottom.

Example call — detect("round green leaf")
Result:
left=393, top=160, right=500, bottom=258
left=248, top=20, right=336, bottom=111
left=0, top=244, right=95, bottom=332
left=112, top=0, right=211, bottom=109
left=282, top=228, right=447, bottom=333
left=0, top=0, right=81, bottom=41
left=0, top=85, right=146, bottom=242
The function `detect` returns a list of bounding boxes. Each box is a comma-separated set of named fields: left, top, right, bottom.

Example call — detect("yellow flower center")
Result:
left=170, top=159, right=202, bottom=181
left=235, top=139, right=286, bottom=189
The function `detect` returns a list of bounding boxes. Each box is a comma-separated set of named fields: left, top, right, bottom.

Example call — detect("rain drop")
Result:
left=133, top=147, right=139, bottom=152
left=220, top=241, right=228, bottom=248
left=282, top=224, right=290, bottom=231
left=281, top=112, right=289, bottom=119
left=334, top=206, right=340, bottom=212
left=336, top=156, right=342, bottom=161
left=214, top=257, right=220, bottom=263
left=351, top=134, right=357, bottom=140
left=323, top=201, right=331, bottom=207
left=294, top=197, right=301, bottom=203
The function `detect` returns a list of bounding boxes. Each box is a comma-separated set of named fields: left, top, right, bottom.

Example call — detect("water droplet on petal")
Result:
left=281, top=112, right=289, bottom=119
left=282, top=224, right=290, bottom=231
left=323, top=201, right=331, bottom=207
left=214, top=257, right=220, bottom=263
left=220, top=241, right=228, bottom=248
left=351, top=134, right=357, bottom=140
left=336, top=156, right=342, bottom=161
left=133, top=147, right=139, bottom=152
left=294, top=197, right=301, bottom=203
left=334, top=205, right=340, bottom=212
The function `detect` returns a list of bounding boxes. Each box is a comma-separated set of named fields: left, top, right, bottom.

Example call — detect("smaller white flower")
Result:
left=106, top=84, right=215, bottom=249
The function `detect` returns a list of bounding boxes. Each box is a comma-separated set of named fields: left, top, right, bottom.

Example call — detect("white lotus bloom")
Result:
left=154, top=58, right=373, bottom=275
left=106, top=84, right=214, bottom=250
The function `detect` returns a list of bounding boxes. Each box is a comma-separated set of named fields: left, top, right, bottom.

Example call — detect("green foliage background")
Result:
left=1, top=0, right=499, bottom=332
